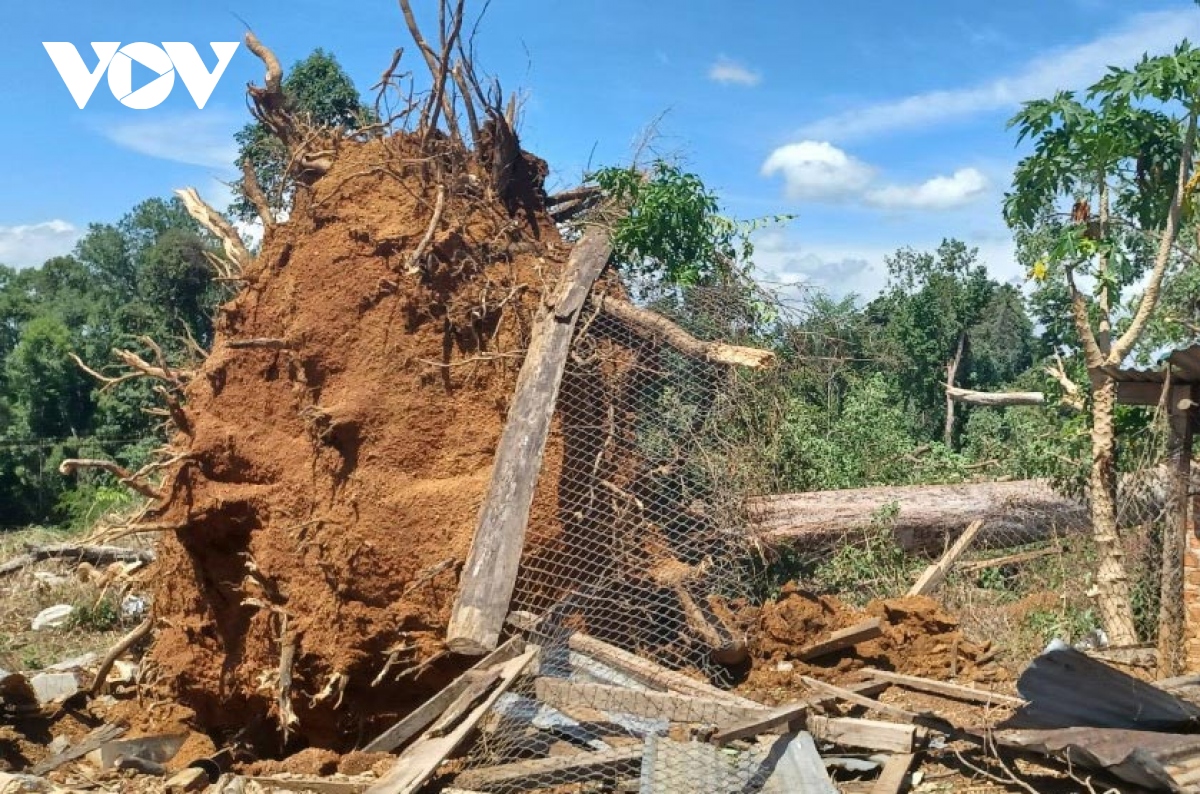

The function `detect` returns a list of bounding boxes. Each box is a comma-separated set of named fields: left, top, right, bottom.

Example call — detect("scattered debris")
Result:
left=29, top=605, right=72, bottom=631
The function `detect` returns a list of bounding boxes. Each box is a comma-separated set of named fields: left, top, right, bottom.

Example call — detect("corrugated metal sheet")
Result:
left=1098, top=344, right=1200, bottom=384
left=996, top=728, right=1200, bottom=792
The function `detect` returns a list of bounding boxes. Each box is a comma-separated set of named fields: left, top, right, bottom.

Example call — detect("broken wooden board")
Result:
left=797, top=619, right=884, bottom=661
left=454, top=745, right=643, bottom=791
left=807, top=716, right=916, bottom=754
left=712, top=680, right=887, bottom=745
left=363, top=637, right=524, bottom=752
left=639, top=733, right=836, bottom=794
left=534, top=677, right=769, bottom=726
left=567, top=633, right=760, bottom=707
left=864, top=668, right=1024, bottom=708
left=799, top=676, right=921, bottom=724
left=364, top=649, right=536, bottom=794
left=28, top=723, right=126, bottom=775
left=908, top=519, right=984, bottom=596
left=871, top=753, right=916, bottom=794
left=447, top=229, right=613, bottom=655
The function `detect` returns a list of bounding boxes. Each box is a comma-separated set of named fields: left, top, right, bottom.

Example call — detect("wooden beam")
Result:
left=797, top=618, right=884, bottom=661
left=363, top=649, right=536, bottom=794
left=363, top=637, right=524, bottom=752
left=907, top=520, right=985, bottom=597
left=454, top=746, right=643, bottom=790
left=870, top=753, right=916, bottom=794
left=863, top=668, right=1024, bottom=708
left=447, top=229, right=612, bottom=655
left=711, top=680, right=887, bottom=745
left=957, top=546, right=1060, bottom=573
left=798, top=676, right=921, bottom=724
left=1159, top=385, right=1195, bottom=679
left=534, top=678, right=769, bottom=725
left=567, top=633, right=761, bottom=707
left=807, top=716, right=916, bottom=754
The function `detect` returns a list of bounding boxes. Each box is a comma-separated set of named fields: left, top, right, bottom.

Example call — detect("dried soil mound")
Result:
left=736, top=584, right=1005, bottom=703
left=145, top=133, right=567, bottom=751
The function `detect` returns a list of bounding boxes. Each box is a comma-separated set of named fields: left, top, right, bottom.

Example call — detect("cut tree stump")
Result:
left=446, top=229, right=612, bottom=655
left=907, top=520, right=985, bottom=597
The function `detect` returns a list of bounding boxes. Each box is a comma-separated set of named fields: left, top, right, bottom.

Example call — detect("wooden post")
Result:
left=907, top=520, right=985, bottom=597
left=446, top=229, right=612, bottom=654
left=1164, top=386, right=1196, bottom=677
left=1159, top=386, right=1194, bottom=677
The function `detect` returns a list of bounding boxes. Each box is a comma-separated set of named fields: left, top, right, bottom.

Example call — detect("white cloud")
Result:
left=799, top=8, right=1200, bottom=141
left=708, top=56, right=762, bottom=87
left=866, top=167, right=989, bottom=210
left=760, top=141, right=875, bottom=201
left=762, top=141, right=987, bottom=211
left=97, top=111, right=241, bottom=169
left=0, top=220, right=81, bottom=269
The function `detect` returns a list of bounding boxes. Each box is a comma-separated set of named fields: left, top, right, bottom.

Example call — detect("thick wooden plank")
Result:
left=455, top=745, right=643, bottom=790
left=908, top=520, right=985, bottom=596
left=363, top=637, right=524, bottom=752
left=364, top=649, right=536, bottom=794
left=567, top=633, right=761, bottom=707
left=797, top=619, right=884, bottom=661
left=864, top=668, right=1024, bottom=708
left=711, top=680, right=887, bottom=745
left=447, top=229, right=612, bottom=655
left=871, top=753, right=916, bottom=794
left=534, top=678, right=769, bottom=725
left=807, top=716, right=916, bottom=754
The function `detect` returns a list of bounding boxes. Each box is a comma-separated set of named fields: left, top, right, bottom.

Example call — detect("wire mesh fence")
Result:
left=453, top=279, right=1178, bottom=791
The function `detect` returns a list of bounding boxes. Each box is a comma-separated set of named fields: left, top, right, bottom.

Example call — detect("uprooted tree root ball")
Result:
left=143, top=131, right=570, bottom=752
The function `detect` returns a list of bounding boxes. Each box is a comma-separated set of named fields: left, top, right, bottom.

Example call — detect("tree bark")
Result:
left=597, top=296, right=775, bottom=369
left=750, top=479, right=1090, bottom=554
left=1088, top=373, right=1139, bottom=646
left=1159, top=389, right=1194, bottom=678
left=943, top=333, right=966, bottom=448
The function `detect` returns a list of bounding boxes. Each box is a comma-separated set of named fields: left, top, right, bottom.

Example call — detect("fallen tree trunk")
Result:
left=0, top=544, right=156, bottom=578
left=749, top=480, right=1090, bottom=554
left=946, top=386, right=1046, bottom=407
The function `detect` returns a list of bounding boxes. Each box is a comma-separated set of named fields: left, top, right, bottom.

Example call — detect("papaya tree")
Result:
left=1005, top=43, right=1200, bottom=644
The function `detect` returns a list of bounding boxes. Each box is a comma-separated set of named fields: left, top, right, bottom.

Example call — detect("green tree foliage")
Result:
left=0, top=197, right=219, bottom=528
left=233, top=49, right=373, bottom=222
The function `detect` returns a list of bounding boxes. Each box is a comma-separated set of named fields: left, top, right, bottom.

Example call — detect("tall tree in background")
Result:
left=1005, top=44, right=1200, bottom=644
left=866, top=240, right=1033, bottom=446
left=233, top=49, right=373, bottom=222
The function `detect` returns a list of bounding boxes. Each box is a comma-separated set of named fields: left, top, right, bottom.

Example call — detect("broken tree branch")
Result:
left=597, top=295, right=774, bottom=369
left=58, top=459, right=164, bottom=501
left=946, top=386, right=1045, bottom=407
left=175, top=187, right=251, bottom=276
left=240, top=158, right=276, bottom=230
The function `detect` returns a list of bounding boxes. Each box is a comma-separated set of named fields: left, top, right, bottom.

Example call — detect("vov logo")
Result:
left=43, top=42, right=239, bottom=110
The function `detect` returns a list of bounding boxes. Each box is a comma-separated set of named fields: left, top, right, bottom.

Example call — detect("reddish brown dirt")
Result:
left=734, top=584, right=1009, bottom=704
left=143, top=133, right=569, bottom=752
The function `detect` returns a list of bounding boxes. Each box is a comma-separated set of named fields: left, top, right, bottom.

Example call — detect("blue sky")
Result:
left=2, top=0, right=1197, bottom=298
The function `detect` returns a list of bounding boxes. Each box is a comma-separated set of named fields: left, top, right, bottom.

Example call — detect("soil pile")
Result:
left=734, top=584, right=1007, bottom=704
left=143, top=133, right=568, bottom=751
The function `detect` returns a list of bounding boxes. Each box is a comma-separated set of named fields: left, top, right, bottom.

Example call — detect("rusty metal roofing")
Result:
left=1097, top=344, right=1200, bottom=384
left=996, top=727, right=1200, bottom=792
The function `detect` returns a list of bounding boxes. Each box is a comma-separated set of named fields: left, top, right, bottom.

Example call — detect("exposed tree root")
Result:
left=58, top=458, right=164, bottom=501
left=0, top=544, right=155, bottom=579
left=90, top=617, right=153, bottom=696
